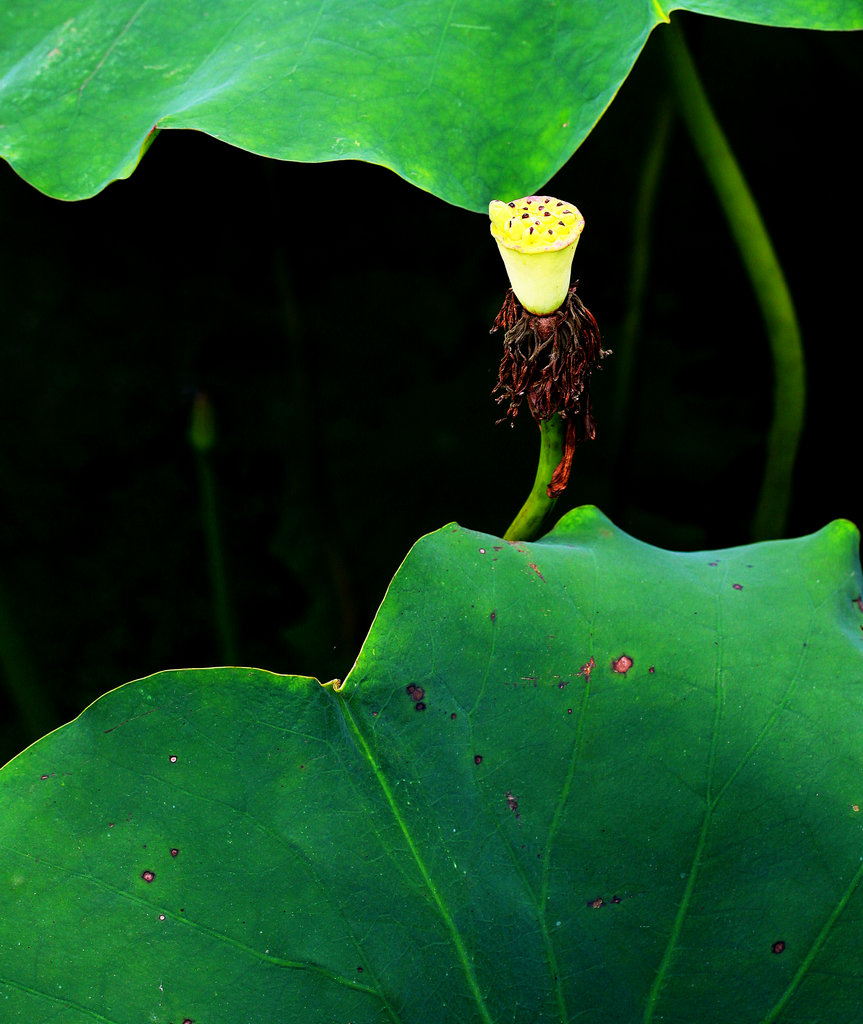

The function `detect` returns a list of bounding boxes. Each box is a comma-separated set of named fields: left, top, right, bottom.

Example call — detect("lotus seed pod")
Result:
left=489, top=195, right=585, bottom=314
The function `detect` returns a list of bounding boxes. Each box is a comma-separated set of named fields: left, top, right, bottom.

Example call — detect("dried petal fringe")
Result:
left=491, top=283, right=608, bottom=497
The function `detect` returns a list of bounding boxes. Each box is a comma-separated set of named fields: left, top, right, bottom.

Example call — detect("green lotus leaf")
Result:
left=2, top=507, right=862, bottom=1021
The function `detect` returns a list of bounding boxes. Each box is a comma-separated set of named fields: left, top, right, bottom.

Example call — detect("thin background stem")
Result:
left=662, top=20, right=806, bottom=540
left=608, top=95, right=673, bottom=508
left=189, top=393, right=239, bottom=665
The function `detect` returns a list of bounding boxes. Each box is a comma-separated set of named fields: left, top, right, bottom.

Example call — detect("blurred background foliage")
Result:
left=0, top=16, right=860, bottom=764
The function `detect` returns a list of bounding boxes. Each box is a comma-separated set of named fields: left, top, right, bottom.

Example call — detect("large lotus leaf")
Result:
left=2, top=507, right=863, bottom=1021
left=0, top=0, right=859, bottom=208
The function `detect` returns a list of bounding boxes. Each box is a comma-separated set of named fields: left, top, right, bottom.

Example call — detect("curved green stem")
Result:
left=662, top=20, right=805, bottom=540
left=504, top=414, right=565, bottom=541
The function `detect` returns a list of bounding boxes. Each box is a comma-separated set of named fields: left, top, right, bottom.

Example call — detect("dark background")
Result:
left=1, top=16, right=860, bottom=765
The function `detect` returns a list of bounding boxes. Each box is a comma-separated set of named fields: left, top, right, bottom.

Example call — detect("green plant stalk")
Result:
left=609, top=96, right=673, bottom=474
left=196, top=451, right=239, bottom=665
left=503, top=414, right=565, bottom=541
left=662, top=21, right=805, bottom=540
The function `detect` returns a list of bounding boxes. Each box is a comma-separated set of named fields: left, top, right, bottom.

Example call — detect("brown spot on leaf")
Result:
left=587, top=897, right=605, bottom=909
left=577, top=656, right=595, bottom=680
left=505, top=791, right=519, bottom=816
left=611, top=655, right=633, bottom=674
left=772, top=940, right=786, bottom=954
left=406, top=684, right=425, bottom=702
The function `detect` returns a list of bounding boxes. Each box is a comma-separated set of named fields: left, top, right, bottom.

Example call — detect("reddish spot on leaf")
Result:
left=854, top=595, right=863, bottom=613
left=490, top=610, right=497, bottom=623
left=577, top=656, right=595, bottom=681
left=474, top=755, right=483, bottom=765
left=159, top=914, right=166, bottom=921
left=357, top=966, right=364, bottom=972
left=708, top=561, right=719, bottom=567
left=611, top=895, right=621, bottom=904
left=415, top=702, right=427, bottom=712
left=169, top=755, right=178, bottom=763
left=450, top=712, right=457, bottom=719
left=587, top=897, right=605, bottom=909
left=170, top=848, right=179, bottom=858
left=141, top=871, right=155, bottom=883
left=611, top=654, right=633, bottom=674
left=648, top=666, right=656, bottom=674
left=40, top=775, right=49, bottom=780
left=733, top=583, right=743, bottom=591
left=528, top=562, right=545, bottom=581
left=406, top=684, right=425, bottom=702
left=772, top=940, right=786, bottom=954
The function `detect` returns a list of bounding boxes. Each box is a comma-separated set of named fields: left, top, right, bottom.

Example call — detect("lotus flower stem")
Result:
left=503, top=414, right=566, bottom=541
left=662, top=21, right=805, bottom=540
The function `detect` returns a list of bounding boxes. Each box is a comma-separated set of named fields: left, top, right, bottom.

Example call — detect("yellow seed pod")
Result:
left=489, top=195, right=585, bottom=314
